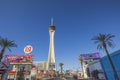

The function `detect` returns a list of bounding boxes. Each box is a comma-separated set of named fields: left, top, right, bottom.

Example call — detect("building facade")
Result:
left=4, top=54, right=33, bottom=80
left=33, top=61, right=48, bottom=71
left=80, top=52, right=101, bottom=78
left=100, top=50, right=120, bottom=80
left=88, top=60, right=105, bottom=79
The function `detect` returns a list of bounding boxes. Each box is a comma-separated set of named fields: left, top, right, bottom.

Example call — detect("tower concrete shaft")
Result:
left=48, top=25, right=56, bottom=71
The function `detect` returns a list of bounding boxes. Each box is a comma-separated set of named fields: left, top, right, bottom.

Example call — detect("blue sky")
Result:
left=0, top=0, right=120, bottom=71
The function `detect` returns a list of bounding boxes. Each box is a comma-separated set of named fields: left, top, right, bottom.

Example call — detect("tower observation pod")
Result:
left=47, top=19, right=56, bottom=71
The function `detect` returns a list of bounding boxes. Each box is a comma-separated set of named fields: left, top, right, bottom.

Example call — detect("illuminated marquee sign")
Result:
left=80, top=52, right=101, bottom=60
left=24, top=45, right=33, bottom=54
left=4, top=54, right=33, bottom=63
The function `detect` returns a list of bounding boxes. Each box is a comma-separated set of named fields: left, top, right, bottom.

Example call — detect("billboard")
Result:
left=80, top=52, right=101, bottom=60
left=4, top=54, right=33, bottom=63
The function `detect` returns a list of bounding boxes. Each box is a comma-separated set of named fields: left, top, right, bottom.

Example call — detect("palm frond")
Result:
left=8, top=41, right=17, bottom=47
left=59, top=63, right=64, bottom=67
left=97, top=44, right=103, bottom=50
left=107, top=41, right=114, bottom=48
left=91, top=36, right=99, bottom=41
left=92, top=33, right=115, bottom=50
left=7, top=47, right=12, bottom=52
left=105, top=34, right=115, bottom=42
left=0, top=37, right=17, bottom=51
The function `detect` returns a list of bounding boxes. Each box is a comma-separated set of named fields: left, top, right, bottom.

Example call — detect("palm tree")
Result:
left=0, top=37, right=17, bottom=62
left=59, top=63, right=64, bottom=73
left=92, top=33, right=119, bottom=80
left=59, top=63, right=64, bottom=77
left=86, top=67, right=90, bottom=77
left=79, top=56, right=84, bottom=80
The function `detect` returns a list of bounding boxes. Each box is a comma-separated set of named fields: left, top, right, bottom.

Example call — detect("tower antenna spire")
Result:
left=51, top=18, right=54, bottom=25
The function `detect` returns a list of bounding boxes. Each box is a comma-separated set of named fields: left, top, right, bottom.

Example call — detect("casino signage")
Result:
left=4, top=54, right=33, bottom=63
left=24, top=45, right=33, bottom=54
left=80, top=52, right=101, bottom=60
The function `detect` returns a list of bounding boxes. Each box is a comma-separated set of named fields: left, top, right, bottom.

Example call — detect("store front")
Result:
left=4, top=54, right=33, bottom=80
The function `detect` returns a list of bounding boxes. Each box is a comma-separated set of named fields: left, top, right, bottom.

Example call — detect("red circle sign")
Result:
left=24, top=45, right=33, bottom=54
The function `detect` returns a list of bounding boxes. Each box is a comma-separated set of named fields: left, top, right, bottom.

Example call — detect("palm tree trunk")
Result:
left=60, top=66, right=62, bottom=73
left=0, top=47, right=5, bottom=62
left=60, top=66, right=63, bottom=77
left=104, top=46, right=119, bottom=80
left=81, top=62, right=84, bottom=80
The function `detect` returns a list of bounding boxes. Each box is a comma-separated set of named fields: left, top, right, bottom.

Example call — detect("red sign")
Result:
left=9, top=71, right=16, bottom=75
left=24, top=45, right=33, bottom=54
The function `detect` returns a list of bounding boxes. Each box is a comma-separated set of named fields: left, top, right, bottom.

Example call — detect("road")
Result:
left=37, top=77, right=78, bottom=80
